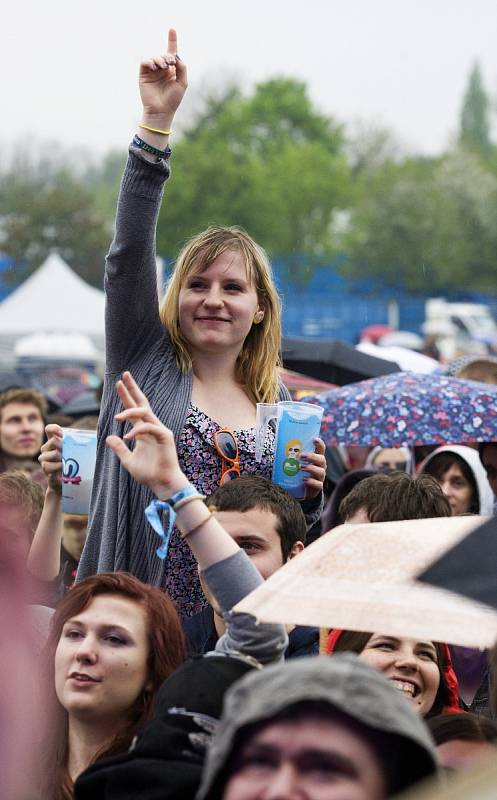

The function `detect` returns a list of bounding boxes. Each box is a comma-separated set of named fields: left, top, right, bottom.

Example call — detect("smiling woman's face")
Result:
left=54, top=594, right=150, bottom=724
left=358, top=635, right=441, bottom=717
left=178, top=250, right=262, bottom=360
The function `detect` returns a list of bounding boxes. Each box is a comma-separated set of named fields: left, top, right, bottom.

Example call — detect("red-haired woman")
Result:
left=38, top=572, right=185, bottom=799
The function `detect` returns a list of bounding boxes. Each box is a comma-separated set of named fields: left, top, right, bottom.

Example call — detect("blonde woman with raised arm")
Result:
left=77, top=30, right=325, bottom=615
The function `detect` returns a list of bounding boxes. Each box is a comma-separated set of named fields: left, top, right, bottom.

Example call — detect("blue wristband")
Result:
left=168, top=484, right=203, bottom=509
left=145, top=483, right=204, bottom=560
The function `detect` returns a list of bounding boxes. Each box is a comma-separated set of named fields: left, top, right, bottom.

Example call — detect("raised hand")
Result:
left=139, top=29, right=188, bottom=126
left=39, top=424, right=63, bottom=493
left=106, top=371, right=187, bottom=498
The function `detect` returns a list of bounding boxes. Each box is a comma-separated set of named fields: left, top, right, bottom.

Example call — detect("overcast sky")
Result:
left=2, top=0, right=497, bottom=160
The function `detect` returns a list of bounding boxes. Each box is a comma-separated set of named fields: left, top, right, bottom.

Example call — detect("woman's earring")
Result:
left=253, top=311, right=264, bottom=324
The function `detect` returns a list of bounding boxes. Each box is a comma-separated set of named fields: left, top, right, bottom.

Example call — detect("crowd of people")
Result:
left=2, top=29, right=497, bottom=800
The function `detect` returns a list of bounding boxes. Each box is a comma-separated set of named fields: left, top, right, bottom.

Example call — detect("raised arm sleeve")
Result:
left=104, top=147, right=170, bottom=374
left=200, top=550, right=288, bottom=665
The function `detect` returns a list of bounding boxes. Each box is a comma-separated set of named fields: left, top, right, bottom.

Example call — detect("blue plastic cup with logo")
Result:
left=61, top=428, right=98, bottom=515
left=271, top=402, right=324, bottom=499
left=256, top=401, right=324, bottom=500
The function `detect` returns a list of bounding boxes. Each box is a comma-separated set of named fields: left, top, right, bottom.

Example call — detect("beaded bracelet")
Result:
left=132, top=134, right=172, bottom=161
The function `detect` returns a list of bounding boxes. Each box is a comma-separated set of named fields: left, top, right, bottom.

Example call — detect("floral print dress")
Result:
left=161, top=404, right=275, bottom=617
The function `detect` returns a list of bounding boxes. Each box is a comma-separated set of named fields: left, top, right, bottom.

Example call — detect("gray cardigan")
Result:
left=77, top=148, right=321, bottom=588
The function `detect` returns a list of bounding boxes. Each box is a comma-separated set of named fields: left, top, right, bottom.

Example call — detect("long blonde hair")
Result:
left=159, top=226, right=282, bottom=404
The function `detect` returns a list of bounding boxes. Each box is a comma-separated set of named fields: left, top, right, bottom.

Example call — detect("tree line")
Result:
left=1, top=63, right=496, bottom=294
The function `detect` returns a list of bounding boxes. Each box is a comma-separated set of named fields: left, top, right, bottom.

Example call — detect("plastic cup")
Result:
left=61, top=428, right=97, bottom=515
left=271, top=401, right=324, bottom=499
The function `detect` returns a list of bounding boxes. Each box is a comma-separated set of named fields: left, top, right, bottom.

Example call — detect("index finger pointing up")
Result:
left=167, top=28, right=178, bottom=56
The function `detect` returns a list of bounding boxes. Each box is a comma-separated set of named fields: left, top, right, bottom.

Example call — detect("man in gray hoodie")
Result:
left=197, top=654, right=439, bottom=800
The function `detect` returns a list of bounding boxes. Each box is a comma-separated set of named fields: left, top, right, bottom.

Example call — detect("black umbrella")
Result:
left=418, top=516, right=497, bottom=612
left=281, top=337, right=400, bottom=386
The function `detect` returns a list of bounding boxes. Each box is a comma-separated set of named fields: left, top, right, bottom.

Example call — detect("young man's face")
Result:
left=200, top=506, right=303, bottom=607
left=222, top=715, right=387, bottom=800
left=0, top=402, right=44, bottom=459
left=214, top=507, right=303, bottom=580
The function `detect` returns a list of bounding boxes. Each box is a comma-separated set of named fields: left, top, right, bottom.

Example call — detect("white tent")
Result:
left=14, top=332, right=98, bottom=361
left=0, top=253, right=105, bottom=337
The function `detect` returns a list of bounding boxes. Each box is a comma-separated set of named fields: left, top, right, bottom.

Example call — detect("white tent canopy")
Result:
left=0, top=253, right=105, bottom=337
left=14, top=332, right=98, bottom=361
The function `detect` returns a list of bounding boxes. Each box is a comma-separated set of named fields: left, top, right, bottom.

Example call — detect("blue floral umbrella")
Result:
left=307, top=371, right=497, bottom=447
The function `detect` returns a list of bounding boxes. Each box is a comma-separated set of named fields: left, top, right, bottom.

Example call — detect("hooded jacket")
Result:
left=197, top=654, right=439, bottom=799
left=420, top=444, right=494, bottom=516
